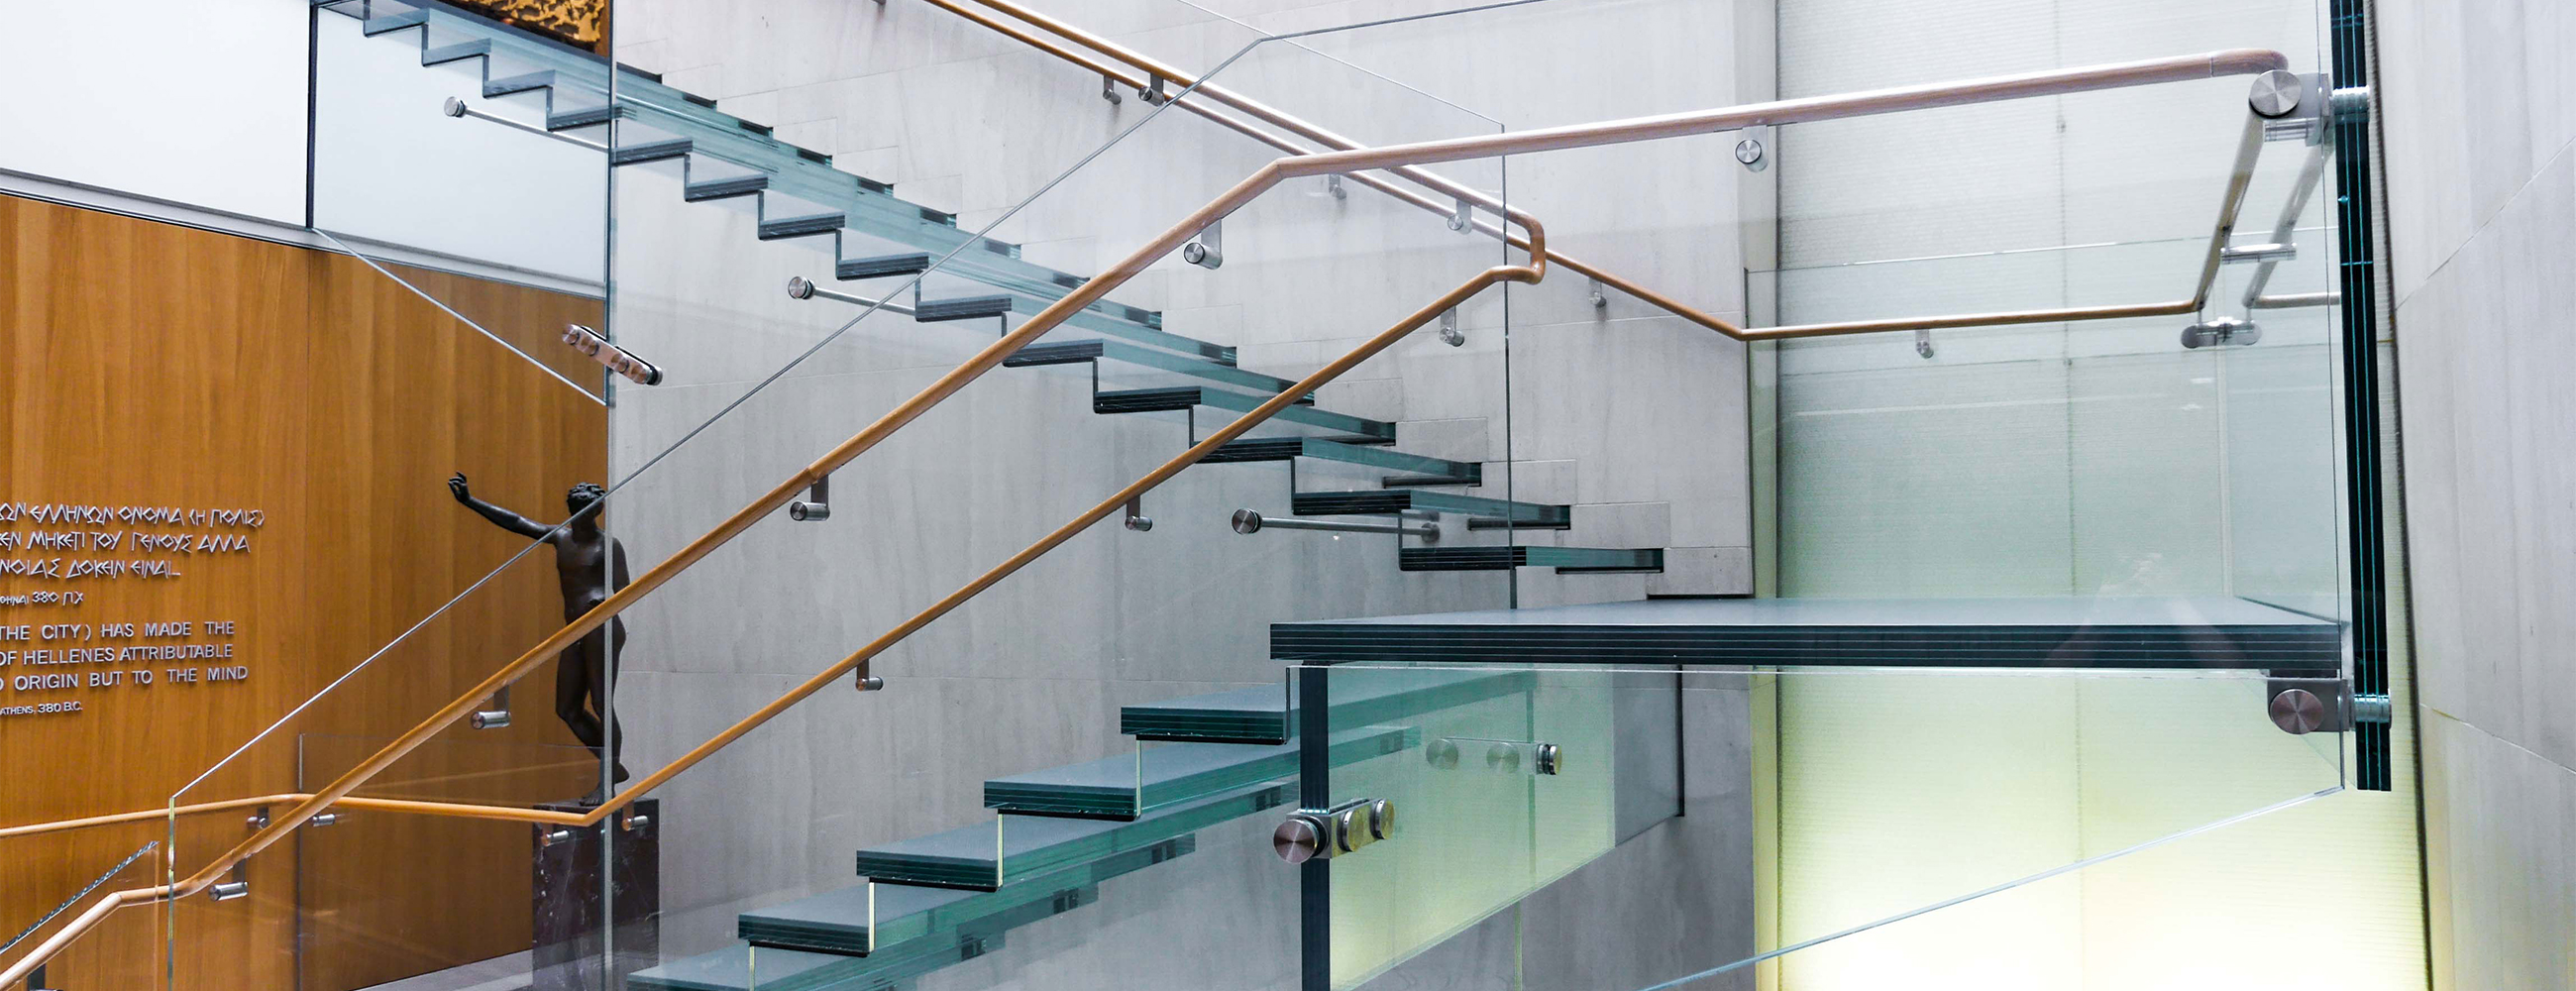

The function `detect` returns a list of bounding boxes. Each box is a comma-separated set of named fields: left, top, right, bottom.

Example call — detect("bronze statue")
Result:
left=450, top=473, right=631, bottom=803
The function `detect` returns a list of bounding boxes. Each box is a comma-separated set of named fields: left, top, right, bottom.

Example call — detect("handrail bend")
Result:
left=0, top=50, right=2288, bottom=987
left=946, top=0, right=2286, bottom=339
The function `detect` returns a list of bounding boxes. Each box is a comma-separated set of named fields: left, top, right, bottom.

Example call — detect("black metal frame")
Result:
left=2330, top=0, right=2393, bottom=792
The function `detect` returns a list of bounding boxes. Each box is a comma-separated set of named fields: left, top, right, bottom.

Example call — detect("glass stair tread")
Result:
left=635, top=890, right=1065, bottom=991
left=737, top=837, right=1192, bottom=957
left=855, top=781, right=1293, bottom=891
left=1291, top=490, right=1568, bottom=526
left=1398, top=546, right=1663, bottom=573
left=1093, top=386, right=1394, bottom=440
left=1119, top=669, right=1538, bottom=744
left=1269, top=596, right=2346, bottom=671
left=1202, top=437, right=1480, bottom=485
left=338, top=1, right=1235, bottom=366
left=981, top=724, right=1418, bottom=819
left=1006, top=340, right=1307, bottom=396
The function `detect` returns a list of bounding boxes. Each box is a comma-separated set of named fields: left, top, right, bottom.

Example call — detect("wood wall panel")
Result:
left=0, top=193, right=607, bottom=991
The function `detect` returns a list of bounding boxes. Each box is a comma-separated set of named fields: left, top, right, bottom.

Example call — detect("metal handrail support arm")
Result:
left=0, top=52, right=2288, bottom=986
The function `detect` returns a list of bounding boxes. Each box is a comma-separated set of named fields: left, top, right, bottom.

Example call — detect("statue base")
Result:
left=532, top=798, right=661, bottom=991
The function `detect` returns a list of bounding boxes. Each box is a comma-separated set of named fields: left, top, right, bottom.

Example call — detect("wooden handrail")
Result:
left=0, top=49, right=2288, bottom=987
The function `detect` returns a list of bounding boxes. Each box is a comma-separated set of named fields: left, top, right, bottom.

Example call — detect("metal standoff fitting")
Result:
left=1231, top=509, right=1438, bottom=540
left=471, top=709, right=513, bottom=729
left=2219, top=243, right=2298, bottom=265
left=2181, top=317, right=2261, bottom=349
left=1272, top=813, right=1328, bottom=864
left=1274, top=799, right=1393, bottom=863
left=2268, top=687, right=2327, bottom=735
left=854, top=659, right=884, bottom=693
left=1486, top=742, right=1521, bottom=773
left=1588, top=277, right=1608, bottom=309
left=786, top=275, right=816, bottom=299
left=442, top=96, right=470, bottom=118
left=1424, top=737, right=1460, bottom=770
left=208, top=881, right=250, bottom=902
left=1449, top=196, right=1472, bottom=233
left=1100, top=73, right=1122, bottom=105
left=1439, top=309, right=1464, bottom=347
left=2247, top=69, right=2307, bottom=118
left=1735, top=126, right=1771, bottom=171
left=563, top=324, right=664, bottom=385
left=540, top=827, right=576, bottom=846
left=1124, top=496, right=1152, bottom=531
left=2328, top=86, right=2372, bottom=123
left=246, top=809, right=268, bottom=829
left=1183, top=219, right=1224, bottom=270
left=621, top=813, right=652, bottom=832
left=789, top=474, right=831, bottom=521
left=1915, top=328, right=1936, bottom=360
left=307, top=813, right=341, bottom=828
left=1326, top=173, right=1347, bottom=201
left=2352, top=693, right=2394, bottom=724
left=1534, top=743, right=1563, bottom=776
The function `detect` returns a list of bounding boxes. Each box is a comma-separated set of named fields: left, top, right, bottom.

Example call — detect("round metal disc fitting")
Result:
left=2269, top=687, right=2326, bottom=734
left=1734, top=138, right=1766, bottom=165
left=786, top=275, right=815, bottom=299
left=442, top=96, right=469, bottom=118
left=1534, top=743, right=1563, bottom=776
left=2248, top=69, right=2306, bottom=118
left=1230, top=508, right=1264, bottom=534
left=1273, top=816, right=1325, bottom=864
left=1487, top=743, right=1521, bottom=772
left=1367, top=799, right=1396, bottom=840
left=1424, top=737, right=1460, bottom=770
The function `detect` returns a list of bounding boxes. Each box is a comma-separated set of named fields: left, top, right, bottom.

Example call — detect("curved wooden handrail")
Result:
left=0, top=49, right=2289, bottom=987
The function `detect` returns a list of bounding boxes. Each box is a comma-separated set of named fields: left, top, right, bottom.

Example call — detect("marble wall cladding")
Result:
left=2382, top=0, right=2576, bottom=980
left=584, top=0, right=1760, bottom=979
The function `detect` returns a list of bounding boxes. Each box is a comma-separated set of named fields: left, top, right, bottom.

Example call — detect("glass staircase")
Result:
left=0, top=1, right=2374, bottom=990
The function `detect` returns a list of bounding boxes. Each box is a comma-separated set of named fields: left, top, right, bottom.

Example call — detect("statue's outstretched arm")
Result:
left=448, top=473, right=552, bottom=539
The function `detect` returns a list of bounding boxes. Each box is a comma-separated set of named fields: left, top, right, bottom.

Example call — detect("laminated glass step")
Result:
left=1119, top=669, right=1538, bottom=744
left=1004, top=340, right=1305, bottom=396
left=1267, top=596, right=2348, bottom=671
left=1091, top=387, right=1393, bottom=440
left=1398, top=546, right=1663, bottom=573
left=836, top=253, right=931, bottom=280
left=738, top=837, right=1192, bottom=957
left=982, top=725, right=1417, bottom=819
left=683, top=175, right=769, bottom=202
left=855, top=782, right=1292, bottom=891
left=1291, top=490, right=1567, bottom=527
left=1201, top=437, right=1480, bottom=485
left=912, top=295, right=1015, bottom=322
left=634, top=892, right=1062, bottom=991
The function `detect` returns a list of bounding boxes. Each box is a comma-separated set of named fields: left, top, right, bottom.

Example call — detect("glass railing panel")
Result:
left=286, top=737, right=616, bottom=991
left=1301, top=664, right=2343, bottom=990
left=310, top=0, right=610, bottom=389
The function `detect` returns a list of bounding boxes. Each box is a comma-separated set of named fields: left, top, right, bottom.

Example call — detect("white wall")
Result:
left=0, top=0, right=603, bottom=284
left=2377, top=0, right=2576, bottom=985
left=0, top=0, right=309, bottom=223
